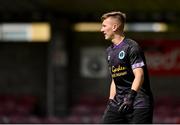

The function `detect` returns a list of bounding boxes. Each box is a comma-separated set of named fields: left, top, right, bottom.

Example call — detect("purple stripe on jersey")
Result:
left=131, top=61, right=145, bottom=69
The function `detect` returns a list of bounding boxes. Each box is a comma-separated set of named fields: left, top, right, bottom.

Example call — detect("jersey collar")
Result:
left=112, top=38, right=126, bottom=49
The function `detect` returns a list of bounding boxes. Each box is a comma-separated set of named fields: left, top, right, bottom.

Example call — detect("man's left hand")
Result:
left=118, top=89, right=137, bottom=113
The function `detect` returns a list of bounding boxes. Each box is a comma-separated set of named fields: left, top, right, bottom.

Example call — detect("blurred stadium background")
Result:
left=0, top=0, right=180, bottom=123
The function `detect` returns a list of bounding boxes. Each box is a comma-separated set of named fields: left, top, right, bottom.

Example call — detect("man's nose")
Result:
left=100, top=28, right=103, bottom=32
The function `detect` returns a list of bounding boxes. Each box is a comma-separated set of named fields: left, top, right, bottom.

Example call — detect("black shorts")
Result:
left=101, top=105, right=154, bottom=124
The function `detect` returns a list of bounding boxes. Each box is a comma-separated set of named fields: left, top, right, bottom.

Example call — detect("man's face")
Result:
left=101, top=17, right=116, bottom=40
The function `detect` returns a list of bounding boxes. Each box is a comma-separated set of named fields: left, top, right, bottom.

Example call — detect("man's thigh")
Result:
left=101, top=106, right=126, bottom=124
left=130, top=108, right=153, bottom=124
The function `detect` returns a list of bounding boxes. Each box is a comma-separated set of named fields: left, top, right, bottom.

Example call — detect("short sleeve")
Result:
left=129, top=44, right=145, bottom=70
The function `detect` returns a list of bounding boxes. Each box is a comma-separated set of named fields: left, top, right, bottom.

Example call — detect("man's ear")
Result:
left=112, top=24, right=119, bottom=32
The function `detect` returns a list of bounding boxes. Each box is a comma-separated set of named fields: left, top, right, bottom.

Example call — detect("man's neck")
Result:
left=112, top=34, right=125, bottom=45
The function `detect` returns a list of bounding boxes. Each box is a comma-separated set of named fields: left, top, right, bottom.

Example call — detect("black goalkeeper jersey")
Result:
left=106, top=38, right=153, bottom=108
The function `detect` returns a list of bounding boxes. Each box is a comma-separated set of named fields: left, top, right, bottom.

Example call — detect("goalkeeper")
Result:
left=100, top=11, right=154, bottom=123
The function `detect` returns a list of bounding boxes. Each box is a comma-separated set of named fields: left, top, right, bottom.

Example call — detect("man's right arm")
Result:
left=109, top=79, right=116, bottom=99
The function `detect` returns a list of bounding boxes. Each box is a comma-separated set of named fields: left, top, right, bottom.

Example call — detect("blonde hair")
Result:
left=101, top=11, right=126, bottom=31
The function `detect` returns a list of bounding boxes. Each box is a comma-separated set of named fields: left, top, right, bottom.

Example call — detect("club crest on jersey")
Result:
left=118, top=51, right=125, bottom=59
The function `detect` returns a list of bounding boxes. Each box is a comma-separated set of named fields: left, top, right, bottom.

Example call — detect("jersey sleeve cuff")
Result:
left=131, top=61, right=145, bottom=69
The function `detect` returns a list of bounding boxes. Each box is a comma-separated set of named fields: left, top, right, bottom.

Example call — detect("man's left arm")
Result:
left=131, top=67, right=144, bottom=92
left=118, top=67, right=144, bottom=113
